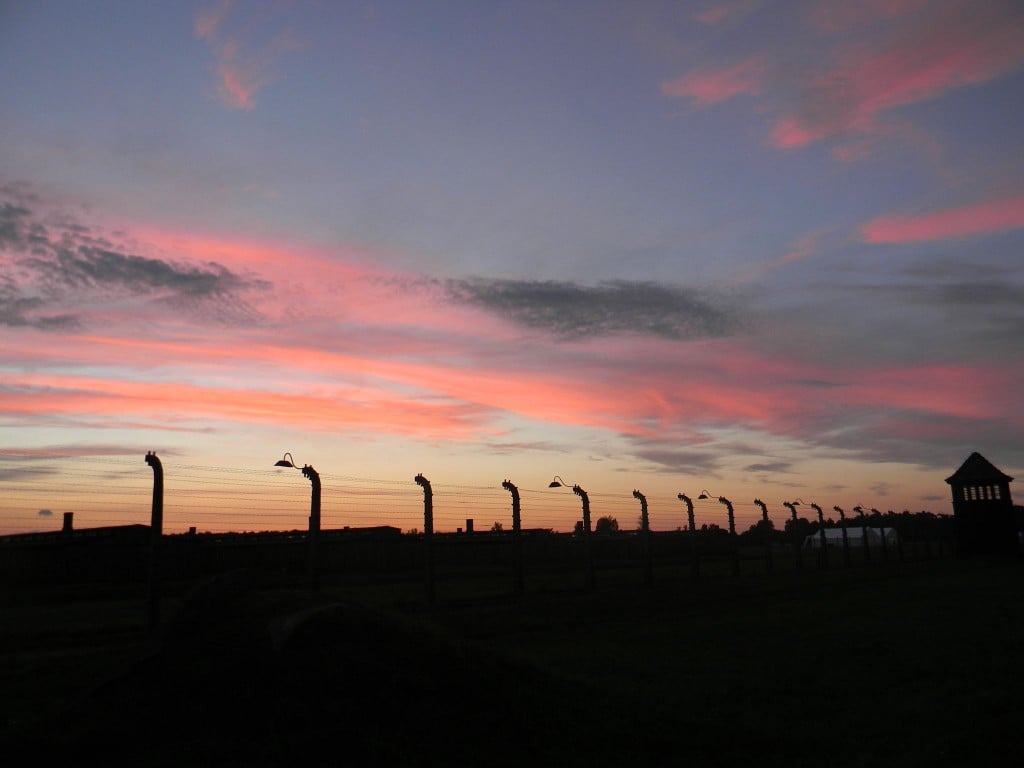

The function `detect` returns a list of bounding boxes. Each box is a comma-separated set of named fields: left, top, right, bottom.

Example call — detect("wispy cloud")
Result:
left=666, top=1, right=1024, bottom=158
left=194, top=0, right=233, bottom=40
left=661, top=56, right=765, bottom=105
left=695, top=1, right=757, bottom=26
left=0, top=444, right=162, bottom=459
left=3, top=372, right=493, bottom=440
left=807, top=0, right=931, bottom=33
left=861, top=192, right=1024, bottom=243
left=725, top=230, right=823, bottom=285
left=194, top=1, right=302, bottom=110
left=446, top=278, right=740, bottom=340
left=772, top=2, right=1024, bottom=149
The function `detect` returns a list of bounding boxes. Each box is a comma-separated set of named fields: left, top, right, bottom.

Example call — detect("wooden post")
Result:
left=573, top=485, right=594, bottom=590
left=754, top=499, right=773, bottom=574
left=502, top=480, right=524, bottom=595
left=633, top=490, right=653, bottom=586
left=415, top=474, right=435, bottom=605
left=144, top=452, right=163, bottom=635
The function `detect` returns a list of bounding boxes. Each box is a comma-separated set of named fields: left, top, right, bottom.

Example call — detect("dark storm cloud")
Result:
left=446, top=278, right=739, bottom=340
left=0, top=185, right=269, bottom=328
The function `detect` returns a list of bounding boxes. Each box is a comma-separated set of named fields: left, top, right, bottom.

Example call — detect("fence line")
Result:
left=1, top=454, right=945, bottom=539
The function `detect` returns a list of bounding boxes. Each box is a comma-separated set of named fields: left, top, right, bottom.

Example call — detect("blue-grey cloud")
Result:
left=37, top=508, right=53, bottom=517
left=446, top=278, right=740, bottom=339
left=800, top=406, right=1024, bottom=474
left=0, top=202, right=32, bottom=248
left=633, top=448, right=722, bottom=474
left=482, top=440, right=567, bottom=455
left=870, top=482, right=894, bottom=497
left=28, top=246, right=258, bottom=298
left=746, top=461, right=793, bottom=473
left=0, top=284, right=79, bottom=329
left=887, top=280, right=1024, bottom=309
left=0, top=185, right=269, bottom=328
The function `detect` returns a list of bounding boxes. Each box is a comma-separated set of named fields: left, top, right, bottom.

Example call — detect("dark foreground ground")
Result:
left=1, top=557, right=1022, bottom=766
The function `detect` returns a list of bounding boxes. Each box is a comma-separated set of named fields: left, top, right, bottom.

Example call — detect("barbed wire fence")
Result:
left=0, top=454, right=824, bottom=537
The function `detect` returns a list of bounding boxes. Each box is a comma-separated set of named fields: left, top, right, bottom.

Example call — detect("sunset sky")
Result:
left=2, top=0, right=1023, bottom=535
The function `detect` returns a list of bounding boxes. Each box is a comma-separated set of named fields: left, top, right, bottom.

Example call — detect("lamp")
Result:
left=273, top=452, right=321, bottom=589
left=549, top=474, right=594, bottom=589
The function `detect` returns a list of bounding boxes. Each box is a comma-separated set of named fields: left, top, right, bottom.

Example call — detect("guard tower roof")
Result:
left=945, top=452, right=1014, bottom=485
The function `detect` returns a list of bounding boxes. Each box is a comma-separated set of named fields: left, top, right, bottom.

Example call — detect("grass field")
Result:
left=1, top=555, right=1021, bottom=765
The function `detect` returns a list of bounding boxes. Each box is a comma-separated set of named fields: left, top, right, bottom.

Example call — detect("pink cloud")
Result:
left=193, top=2, right=301, bottom=110
left=861, top=193, right=1024, bottom=243
left=2, top=372, right=492, bottom=439
left=695, top=1, right=755, bottom=25
left=770, top=116, right=828, bottom=150
left=194, top=0, right=234, bottom=41
left=725, top=231, right=823, bottom=285
left=840, top=362, right=1019, bottom=421
left=5, top=208, right=1021, bottom=498
left=772, top=3, right=1024, bottom=148
left=662, top=56, right=765, bottom=105
left=207, top=40, right=269, bottom=111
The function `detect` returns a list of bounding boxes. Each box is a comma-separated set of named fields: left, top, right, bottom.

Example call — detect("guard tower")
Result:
left=945, top=452, right=1018, bottom=557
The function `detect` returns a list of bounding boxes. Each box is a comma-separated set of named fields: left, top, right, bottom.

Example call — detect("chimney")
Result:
left=62, top=512, right=73, bottom=533
left=465, top=518, right=474, bottom=534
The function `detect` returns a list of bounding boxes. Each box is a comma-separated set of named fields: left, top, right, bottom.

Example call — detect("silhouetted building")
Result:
left=945, top=452, right=1018, bottom=557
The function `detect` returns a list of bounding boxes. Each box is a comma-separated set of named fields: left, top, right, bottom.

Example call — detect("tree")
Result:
left=740, top=518, right=775, bottom=545
left=490, top=521, right=504, bottom=533
left=595, top=515, right=619, bottom=535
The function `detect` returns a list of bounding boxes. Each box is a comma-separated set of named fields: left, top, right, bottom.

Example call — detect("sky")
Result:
left=2, top=0, right=1023, bottom=535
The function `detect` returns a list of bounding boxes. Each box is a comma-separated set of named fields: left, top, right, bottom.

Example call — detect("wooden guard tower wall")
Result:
left=945, top=452, right=1018, bottom=557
